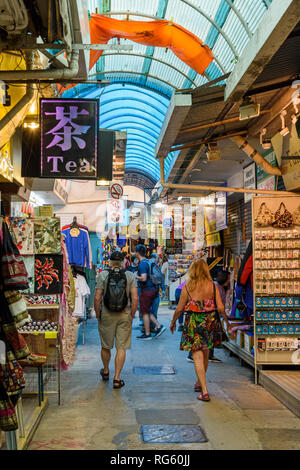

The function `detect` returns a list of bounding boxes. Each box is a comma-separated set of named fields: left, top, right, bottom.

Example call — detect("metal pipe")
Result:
left=158, top=157, right=296, bottom=196
left=162, top=182, right=295, bottom=196
left=231, top=135, right=282, bottom=176
left=0, top=50, right=79, bottom=80
left=179, top=110, right=270, bottom=135
left=170, top=130, right=247, bottom=151
left=0, top=52, right=34, bottom=132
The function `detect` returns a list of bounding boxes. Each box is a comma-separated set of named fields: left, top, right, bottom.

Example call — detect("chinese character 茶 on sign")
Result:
left=40, top=99, right=98, bottom=179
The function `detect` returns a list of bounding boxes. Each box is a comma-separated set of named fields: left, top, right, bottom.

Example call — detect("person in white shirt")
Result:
left=161, top=255, right=169, bottom=299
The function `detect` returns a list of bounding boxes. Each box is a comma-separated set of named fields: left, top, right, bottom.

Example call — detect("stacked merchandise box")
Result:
left=253, top=196, right=300, bottom=366
left=168, top=251, right=194, bottom=283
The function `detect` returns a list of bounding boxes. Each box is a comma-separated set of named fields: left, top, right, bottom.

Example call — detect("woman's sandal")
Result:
left=197, top=393, right=210, bottom=402
left=100, top=368, right=109, bottom=381
left=113, top=379, right=125, bottom=389
left=194, top=383, right=202, bottom=392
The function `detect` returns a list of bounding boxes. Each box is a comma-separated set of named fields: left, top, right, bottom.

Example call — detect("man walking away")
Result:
left=149, top=253, right=164, bottom=320
left=135, top=245, right=166, bottom=340
left=94, top=252, right=138, bottom=389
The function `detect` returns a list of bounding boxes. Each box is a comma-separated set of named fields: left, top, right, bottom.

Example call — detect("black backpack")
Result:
left=149, top=261, right=163, bottom=287
left=103, top=268, right=128, bottom=313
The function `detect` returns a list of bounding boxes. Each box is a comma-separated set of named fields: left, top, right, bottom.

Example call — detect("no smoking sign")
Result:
left=110, top=182, right=123, bottom=200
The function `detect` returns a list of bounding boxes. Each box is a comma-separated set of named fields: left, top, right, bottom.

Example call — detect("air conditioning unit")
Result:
left=239, top=97, right=260, bottom=120
left=206, top=143, right=221, bottom=161
left=0, top=0, right=28, bottom=34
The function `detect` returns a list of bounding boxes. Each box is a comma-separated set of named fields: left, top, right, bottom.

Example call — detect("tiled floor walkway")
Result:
left=28, top=307, right=300, bottom=450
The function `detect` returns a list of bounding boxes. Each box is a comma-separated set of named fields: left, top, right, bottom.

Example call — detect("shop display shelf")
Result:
left=223, top=340, right=255, bottom=368
left=26, top=304, right=60, bottom=309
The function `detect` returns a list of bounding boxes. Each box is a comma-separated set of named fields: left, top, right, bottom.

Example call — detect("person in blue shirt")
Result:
left=149, top=253, right=164, bottom=320
left=135, top=244, right=166, bottom=340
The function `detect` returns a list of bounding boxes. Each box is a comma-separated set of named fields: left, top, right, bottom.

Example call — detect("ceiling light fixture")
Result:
left=239, top=97, right=260, bottom=120
left=280, top=110, right=289, bottom=136
left=96, top=179, right=110, bottom=187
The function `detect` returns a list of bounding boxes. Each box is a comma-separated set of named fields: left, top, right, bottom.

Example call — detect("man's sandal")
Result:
left=113, top=379, right=125, bottom=389
left=100, top=368, right=109, bottom=381
left=194, top=383, right=202, bottom=392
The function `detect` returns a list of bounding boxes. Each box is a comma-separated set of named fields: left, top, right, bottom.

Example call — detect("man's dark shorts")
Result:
left=139, top=288, right=157, bottom=314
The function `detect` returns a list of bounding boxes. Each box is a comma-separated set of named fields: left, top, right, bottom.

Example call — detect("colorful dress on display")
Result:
left=180, top=284, right=227, bottom=352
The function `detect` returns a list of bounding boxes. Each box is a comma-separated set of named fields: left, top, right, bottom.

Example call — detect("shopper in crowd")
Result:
left=124, top=254, right=130, bottom=271
left=135, top=244, right=166, bottom=340
left=185, top=269, right=231, bottom=364
left=175, top=279, right=186, bottom=332
left=94, top=251, right=138, bottom=389
left=170, top=260, right=229, bottom=402
left=149, top=253, right=164, bottom=320
left=161, top=254, right=169, bottom=300
left=126, top=254, right=139, bottom=274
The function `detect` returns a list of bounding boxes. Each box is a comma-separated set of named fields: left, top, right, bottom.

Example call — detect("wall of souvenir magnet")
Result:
left=253, top=196, right=300, bottom=365
left=9, top=217, right=63, bottom=300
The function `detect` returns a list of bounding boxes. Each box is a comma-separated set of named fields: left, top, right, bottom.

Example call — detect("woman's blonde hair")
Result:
left=187, top=259, right=212, bottom=290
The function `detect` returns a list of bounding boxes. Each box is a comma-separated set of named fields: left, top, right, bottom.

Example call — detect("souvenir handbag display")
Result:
left=292, top=205, right=300, bottom=226
left=273, top=202, right=293, bottom=228
left=0, top=383, right=18, bottom=431
left=0, top=221, right=29, bottom=291
left=0, top=359, right=25, bottom=396
left=254, top=202, right=275, bottom=227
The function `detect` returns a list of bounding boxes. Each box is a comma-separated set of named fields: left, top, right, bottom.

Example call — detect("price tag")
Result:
left=45, top=331, right=57, bottom=339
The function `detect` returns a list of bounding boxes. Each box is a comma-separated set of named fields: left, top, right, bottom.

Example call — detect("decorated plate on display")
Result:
left=34, top=217, right=61, bottom=254
left=23, top=256, right=35, bottom=294
left=9, top=217, right=34, bottom=254
left=34, top=254, right=63, bottom=294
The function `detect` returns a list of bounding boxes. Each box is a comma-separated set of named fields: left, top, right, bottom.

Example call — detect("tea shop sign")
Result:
left=40, top=99, right=98, bottom=179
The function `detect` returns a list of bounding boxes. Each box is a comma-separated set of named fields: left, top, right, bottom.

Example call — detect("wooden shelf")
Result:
left=26, top=304, right=60, bottom=309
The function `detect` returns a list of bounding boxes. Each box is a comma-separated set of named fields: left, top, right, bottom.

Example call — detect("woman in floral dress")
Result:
left=170, top=260, right=229, bottom=401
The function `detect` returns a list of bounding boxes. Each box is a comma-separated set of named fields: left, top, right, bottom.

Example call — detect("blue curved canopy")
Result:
left=64, top=83, right=172, bottom=182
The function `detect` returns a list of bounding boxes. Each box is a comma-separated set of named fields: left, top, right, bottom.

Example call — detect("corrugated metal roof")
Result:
left=70, top=1, right=273, bottom=187
left=87, top=0, right=270, bottom=93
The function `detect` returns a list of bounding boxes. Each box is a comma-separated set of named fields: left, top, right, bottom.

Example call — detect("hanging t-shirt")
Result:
left=62, top=227, right=92, bottom=268
left=73, top=274, right=91, bottom=318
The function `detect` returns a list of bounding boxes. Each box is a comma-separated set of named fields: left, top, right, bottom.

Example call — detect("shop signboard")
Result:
left=106, top=199, right=124, bottom=225
left=215, top=191, right=227, bottom=231
left=272, top=125, right=300, bottom=190
left=201, top=194, right=221, bottom=247
left=40, top=99, right=98, bottom=179
left=256, top=149, right=278, bottom=192
left=243, top=162, right=256, bottom=203
left=110, top=181, right=123, bottom=200
left=165, top=239, right=183, bottom=255
left=0, top=141, right=13, bottom=182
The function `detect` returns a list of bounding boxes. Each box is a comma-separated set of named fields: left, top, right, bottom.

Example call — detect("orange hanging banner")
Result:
left=89, top=15, right=214, bottom=76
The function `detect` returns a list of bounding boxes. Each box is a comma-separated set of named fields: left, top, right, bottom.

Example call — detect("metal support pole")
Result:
left=16, top=398, right=25, bottom=439
left=5, top=430, right=17, bottom=450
